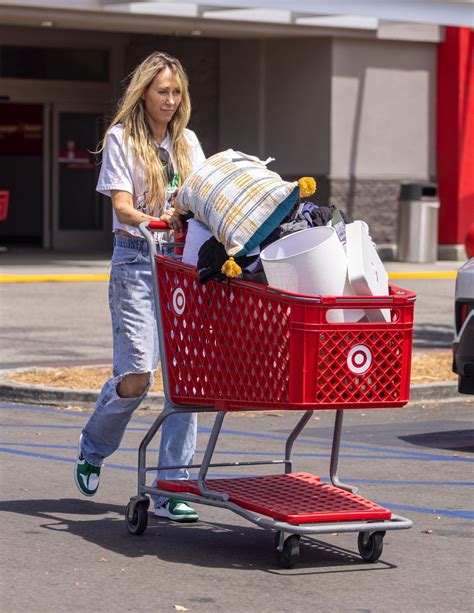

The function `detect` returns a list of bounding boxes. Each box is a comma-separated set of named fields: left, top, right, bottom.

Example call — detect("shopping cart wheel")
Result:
left=125, top=499, right=149, bottom=535
left=357, top=531, right=384, bottom=562
left=274, top=533, right=300, bottom=569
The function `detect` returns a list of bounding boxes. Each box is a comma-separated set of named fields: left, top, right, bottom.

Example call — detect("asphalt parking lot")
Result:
left=1, top=397, right=473, bottom=613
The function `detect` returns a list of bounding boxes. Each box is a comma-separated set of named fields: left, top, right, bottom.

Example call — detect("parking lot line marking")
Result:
left=0, top=422, right=150, bottom=431
left=343, top=478, right=474, bottom=487
left=215, top=427, right=474, bottom=461
left=376, top=501, right=474, bottom=520
left=0, top=271, right=458, bottom=283
left=0, top=425, right=472, bottom=464
left=0, top=274, right=109, bottom=283
left=3, top=439, right=468, bottom=464
left=3, top=441, right=474, bottom=488
left=0, top=402, right=464, bottom=458
left=1, top=400, right=473, bottom=463
left=0, top=446, right=134, bottom=470
left=1, top=447, right=472, bottom=519
left=5, top=405, right=467, bottom=464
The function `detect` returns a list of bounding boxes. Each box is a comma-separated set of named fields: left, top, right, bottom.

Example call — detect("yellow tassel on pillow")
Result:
left=221, top=257, right=242, bottom=278
left=298, top=177, right=317, bottom=198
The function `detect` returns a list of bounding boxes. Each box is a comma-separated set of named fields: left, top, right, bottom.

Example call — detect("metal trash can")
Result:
left=397, top=181, right=439, bottom=263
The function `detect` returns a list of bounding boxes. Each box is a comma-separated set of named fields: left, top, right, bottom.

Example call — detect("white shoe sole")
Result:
left=154, top=506, right=199, bottom=522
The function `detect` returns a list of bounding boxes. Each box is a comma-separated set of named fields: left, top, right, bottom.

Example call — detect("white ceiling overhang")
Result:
left=0, top=0, right=472, bottom=38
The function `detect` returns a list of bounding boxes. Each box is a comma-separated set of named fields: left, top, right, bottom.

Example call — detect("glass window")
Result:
left=58, top=112, right=104, bottom=231
left=0, top=46, right=109, bottom=82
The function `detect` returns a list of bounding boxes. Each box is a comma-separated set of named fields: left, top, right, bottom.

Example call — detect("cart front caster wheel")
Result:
left=125, top=500, right=149, bottom=536
left=358, top=531, right=384, bottom=562
left=275, top=533, right=301, bottom=569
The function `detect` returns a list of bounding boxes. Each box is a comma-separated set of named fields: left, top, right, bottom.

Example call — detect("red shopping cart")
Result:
left=126, top=221, right=415, bottom=568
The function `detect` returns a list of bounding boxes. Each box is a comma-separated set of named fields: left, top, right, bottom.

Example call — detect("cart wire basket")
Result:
left=125, top=221, right=416, bottom=568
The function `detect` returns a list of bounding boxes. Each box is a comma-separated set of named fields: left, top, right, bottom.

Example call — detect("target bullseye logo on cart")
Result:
left=172, top=287, right=186, bottom=315
left=347, top=345, right=372, bottom=374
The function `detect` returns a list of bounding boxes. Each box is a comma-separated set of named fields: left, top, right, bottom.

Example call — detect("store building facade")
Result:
left=0, top=2, right=472, bottom=256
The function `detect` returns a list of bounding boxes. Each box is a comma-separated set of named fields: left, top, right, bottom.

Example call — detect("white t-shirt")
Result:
left=96, top=123, right=206, bottom=238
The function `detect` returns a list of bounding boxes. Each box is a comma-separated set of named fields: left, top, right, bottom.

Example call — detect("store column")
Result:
left=437, top=26, right=474, bottom=260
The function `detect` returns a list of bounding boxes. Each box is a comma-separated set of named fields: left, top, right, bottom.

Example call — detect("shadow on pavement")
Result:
left=399, top=429, right=474, bottom=453
left=1, top=497, right=396, bottom=573
left=413, top=324, right=454, bottom=349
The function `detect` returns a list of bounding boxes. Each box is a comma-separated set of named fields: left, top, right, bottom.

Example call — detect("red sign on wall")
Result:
left=0, top=104, right=43, bottom=156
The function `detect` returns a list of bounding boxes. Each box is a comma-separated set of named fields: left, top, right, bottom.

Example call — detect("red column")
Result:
left=437, top=26, right=474, bottom=251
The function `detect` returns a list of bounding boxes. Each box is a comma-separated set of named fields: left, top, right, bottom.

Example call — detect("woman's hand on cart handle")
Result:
left=159, top=207, right=183, bottom=231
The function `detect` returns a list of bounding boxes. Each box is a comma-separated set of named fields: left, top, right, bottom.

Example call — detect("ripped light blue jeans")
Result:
left=81, top=235, right=197, bottom=506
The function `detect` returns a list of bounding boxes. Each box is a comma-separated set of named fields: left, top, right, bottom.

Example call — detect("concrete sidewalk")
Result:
left=0, top=250, right=111, bottom=280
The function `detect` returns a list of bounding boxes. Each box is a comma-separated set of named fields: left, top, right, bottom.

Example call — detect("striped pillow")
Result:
left=177, top=149, right=299, bottom=256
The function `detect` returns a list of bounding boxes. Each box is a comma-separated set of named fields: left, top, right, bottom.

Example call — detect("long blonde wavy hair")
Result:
left=100, top=52, right=193, bottom=215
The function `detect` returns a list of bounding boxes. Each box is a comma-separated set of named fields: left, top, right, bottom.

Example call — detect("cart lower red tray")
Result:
left=157, top=472, right=391, bottom=524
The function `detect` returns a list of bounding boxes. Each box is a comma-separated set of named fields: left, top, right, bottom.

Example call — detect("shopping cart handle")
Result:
left=148, top=220, right=170, bottom=230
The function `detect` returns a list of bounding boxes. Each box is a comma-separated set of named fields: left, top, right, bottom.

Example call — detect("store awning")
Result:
left=105, top=0, right=474, bottom=27
left=0, top=0, right=472, bottom=36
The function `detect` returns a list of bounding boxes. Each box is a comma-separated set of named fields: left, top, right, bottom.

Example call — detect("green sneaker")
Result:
left=74, top=435, right=101, bottom=497
left=154, top=498, right=199, bottom=522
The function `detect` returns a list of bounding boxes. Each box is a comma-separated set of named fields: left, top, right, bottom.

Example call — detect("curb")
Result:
left=0, top=380, right=165, bottom=410
left=0, top=366, right=166, bottom=409
left=0, top=378, right=462, bottom=408
left=408, top=381, right=461, bottom=403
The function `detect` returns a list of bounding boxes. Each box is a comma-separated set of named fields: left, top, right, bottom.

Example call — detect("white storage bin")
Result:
left=260, top=226, right=364, bottom=323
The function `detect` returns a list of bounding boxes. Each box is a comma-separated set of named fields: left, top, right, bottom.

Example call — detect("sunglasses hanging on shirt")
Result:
left=158, top=146, right=177, bottom=186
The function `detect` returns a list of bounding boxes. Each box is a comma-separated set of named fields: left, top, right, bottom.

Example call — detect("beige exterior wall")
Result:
left=330, top=37, right=436, bottom=180
left=218, top=39, right=264, bottom=156
left=218, top=35, right=437, bottom=181
left=264, top=37, right=331, bottom=177
left=218, top=37, right=331, bottom=178
left=218, top=35, right=437, bottom=250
